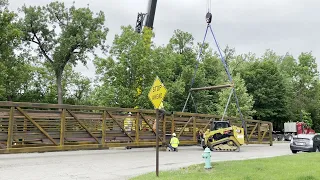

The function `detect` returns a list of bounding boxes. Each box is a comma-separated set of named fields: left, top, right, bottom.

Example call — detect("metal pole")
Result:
left=156, top=109, right=159, bottom=177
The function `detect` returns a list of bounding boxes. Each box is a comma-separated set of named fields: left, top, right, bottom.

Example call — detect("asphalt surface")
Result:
left=0, top=143, right=292, bottom=180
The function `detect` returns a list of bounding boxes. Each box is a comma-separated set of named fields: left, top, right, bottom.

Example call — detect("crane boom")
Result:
left=135, top=0, right=157, bottom=33
left=145, top=0, right=157, bottom=29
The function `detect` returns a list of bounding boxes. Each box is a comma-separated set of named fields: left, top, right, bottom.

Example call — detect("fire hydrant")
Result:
left=202, top=147, right=212, bottom=169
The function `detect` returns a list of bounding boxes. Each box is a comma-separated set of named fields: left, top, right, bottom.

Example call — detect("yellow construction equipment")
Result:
left=201, top=121, right=244, bottom=152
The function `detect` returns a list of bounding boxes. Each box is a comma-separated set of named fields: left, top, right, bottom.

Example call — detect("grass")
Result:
left=131, top=153, right=320, bottom=180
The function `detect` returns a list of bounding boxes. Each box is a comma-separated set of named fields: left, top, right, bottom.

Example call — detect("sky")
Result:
left=7, top=0, right=320, bottom=79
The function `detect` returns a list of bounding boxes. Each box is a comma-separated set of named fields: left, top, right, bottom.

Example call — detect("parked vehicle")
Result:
left=273, top=122, right=315, bottom=141
left=290, top=134, right=320, bottom=153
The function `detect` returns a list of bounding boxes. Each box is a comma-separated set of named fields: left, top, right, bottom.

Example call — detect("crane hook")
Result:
left=206, top=12, right=212, bottom=24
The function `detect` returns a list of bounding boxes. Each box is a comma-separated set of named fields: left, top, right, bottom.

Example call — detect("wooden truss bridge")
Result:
left=0, top=101, right=273, bottom=154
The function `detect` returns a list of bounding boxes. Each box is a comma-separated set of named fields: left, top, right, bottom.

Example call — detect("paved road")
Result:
left=0, top=143, right=292, bottom=180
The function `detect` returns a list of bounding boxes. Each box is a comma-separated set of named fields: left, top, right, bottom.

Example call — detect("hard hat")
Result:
left=128, top=112, right=132, bottom=115
left=172, top=133, right=176, bottom=137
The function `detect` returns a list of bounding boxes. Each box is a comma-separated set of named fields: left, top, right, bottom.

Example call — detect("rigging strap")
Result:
left=209, top=25, right=248, bottom=140
left=181, top=24, right=210, bottom=113
left=181, top=8, right=248, bottom=141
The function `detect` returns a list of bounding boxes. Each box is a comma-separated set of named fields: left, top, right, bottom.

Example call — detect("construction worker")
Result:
left=168, top=133, right=179, bottom=152
left=124, top=112, right=135, bottom=132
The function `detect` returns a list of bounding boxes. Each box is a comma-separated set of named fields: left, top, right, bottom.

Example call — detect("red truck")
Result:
left=273, top=122, right=315, bottom=141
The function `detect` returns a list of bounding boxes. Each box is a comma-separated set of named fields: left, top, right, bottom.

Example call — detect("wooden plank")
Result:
left=248, top=123, right=258, bottom=142
left=162, top=115, right=166, bottom=143
left=135, top=113, right=140, bottom=142
left=258, top=121, right=261, bottom=143
left=261, top=130, right=267, bottom=142
left=0, top=101, right=155, bottom=114
left=171, top=114, right=175, bottom=134
left=193, top=117, right=197, bottom=142
left=66, top=109, right=100, bottom=144
left=6, top=107, right=14, bottom=148
left=177, top=117, right=193, bottom=138
left=190, top=84, right=233, bottom=91
left=60, top=109, right=66, bottom=146
left=102, top=111, right=106, bottom=145
left=268, top=123, right=273, bottom=146
left=16, top=107, right=58, bottom=146
left=173, top=112, right=219, bottom=118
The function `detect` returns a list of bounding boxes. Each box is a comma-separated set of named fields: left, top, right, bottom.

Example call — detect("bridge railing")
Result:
left=0, top=101, right=273, bottom=154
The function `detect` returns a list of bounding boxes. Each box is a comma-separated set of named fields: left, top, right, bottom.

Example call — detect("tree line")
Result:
left=1, top=0, right=319, bottom=131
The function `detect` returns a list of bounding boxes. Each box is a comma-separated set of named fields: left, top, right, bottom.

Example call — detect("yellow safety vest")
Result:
left=170, top=137, right=179, bottom=148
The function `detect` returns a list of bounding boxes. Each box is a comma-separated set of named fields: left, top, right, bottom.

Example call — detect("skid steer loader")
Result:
left=201, top=121, right=244, bottom=152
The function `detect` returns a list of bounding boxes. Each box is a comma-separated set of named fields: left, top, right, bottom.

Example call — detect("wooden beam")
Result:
left=190, top=84, right=233, bottom=92
left=258, top=121, right=261, bottom=144
left=7, top=107, right=14, bottom=148
left=248, top=123, right=258, bottom=143
left=101, top=110, right=107, bottom=145
left=171, top=114, right=175, bottom=134
left=162, top=115, right=166, bottom=144
left=66, top=109, right=100, bottom=144
left=268, top=123, right=273, bottom=146
left=60, top=109, right=66, bottom=146
left=0, top=101, right=155, bottom=113
left=203, top=118, right=214, bottom=130
left=105, top=111, right=135, bottom=142
left=261, top=130, right=267, bottom=142
left=16, top=107, right=58, bottom=146
left=135, top=113, right=140, bottom=143
left=193, top=117, right=197, bottom=142
left=177, top=117, right=193, bottom=138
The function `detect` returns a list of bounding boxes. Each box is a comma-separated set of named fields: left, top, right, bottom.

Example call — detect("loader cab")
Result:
left=211, top=121, right=231, bottom=131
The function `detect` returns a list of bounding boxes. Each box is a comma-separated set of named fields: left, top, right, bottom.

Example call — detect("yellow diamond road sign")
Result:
left=148, top=76, right=167, bottom=109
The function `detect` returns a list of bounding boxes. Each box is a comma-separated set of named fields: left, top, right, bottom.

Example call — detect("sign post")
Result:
left=148, top=76, right=167, bottom=177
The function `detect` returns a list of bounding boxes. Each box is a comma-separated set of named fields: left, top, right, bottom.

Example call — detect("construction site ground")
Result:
left=0, top=142, right=291, bottom=180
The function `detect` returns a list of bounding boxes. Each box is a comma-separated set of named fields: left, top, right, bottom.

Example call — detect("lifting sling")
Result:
left=181, top=2, right=248, bottom=141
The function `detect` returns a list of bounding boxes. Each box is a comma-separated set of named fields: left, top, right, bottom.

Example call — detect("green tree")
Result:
left=276, top=54, right=298, bottom=121
left=0, top=0, right=33, bottom=101
left=94, top=25, right=154, bottom=108
left=18, top=1, right=108, bottom=104
left=241, top=59, right=289, bottom=129
left=64, top=66, right=92, bottom=105
left=294, top=52, right=318, bottom=114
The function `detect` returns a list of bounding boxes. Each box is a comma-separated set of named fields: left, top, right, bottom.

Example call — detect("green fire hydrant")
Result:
left=202, top=147, right=212, bottom=169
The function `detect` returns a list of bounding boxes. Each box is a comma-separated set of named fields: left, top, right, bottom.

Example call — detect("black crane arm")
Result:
left=145, top=0, right=157, bottom=29
left=135, top=0, right=158, bottom=33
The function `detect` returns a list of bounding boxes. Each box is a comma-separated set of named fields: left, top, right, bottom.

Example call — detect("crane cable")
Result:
left=206, top=0, right=212, bottom=13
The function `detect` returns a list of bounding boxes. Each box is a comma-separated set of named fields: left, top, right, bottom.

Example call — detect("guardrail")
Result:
left=0, top=101, right=273, bottom=154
